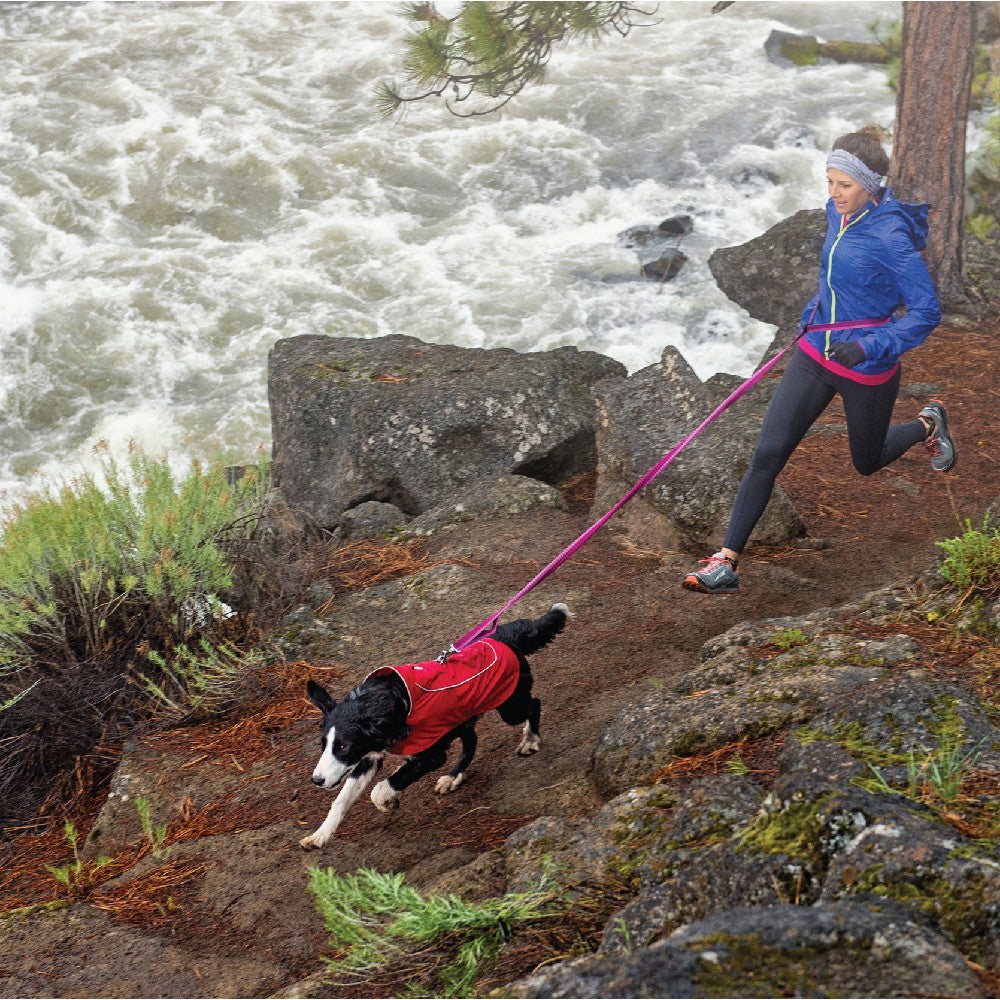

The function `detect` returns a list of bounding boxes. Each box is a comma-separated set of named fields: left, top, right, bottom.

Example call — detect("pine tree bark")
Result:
left=891, top=2, right=976, bottom=308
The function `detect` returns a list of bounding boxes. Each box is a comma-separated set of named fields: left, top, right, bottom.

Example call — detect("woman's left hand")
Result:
left=828, top=341, right=865, bottom=368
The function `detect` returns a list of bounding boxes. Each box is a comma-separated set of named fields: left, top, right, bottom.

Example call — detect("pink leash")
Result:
left=443, top=312, right=888, bottom=656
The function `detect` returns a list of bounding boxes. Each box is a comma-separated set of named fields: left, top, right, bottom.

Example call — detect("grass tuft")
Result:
left=309, top=867, right=556, bottom=996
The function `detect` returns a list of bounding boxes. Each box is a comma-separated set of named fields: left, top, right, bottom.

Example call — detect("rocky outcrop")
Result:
left=268, top=334, right=624, bottom=528
left=504, top=898, right=987, bottom=999
left=593, top=346, right=804, bottom=548
left=266, top=206, right=842, bottom=544
left=495, top=582, right=1000, bottom=996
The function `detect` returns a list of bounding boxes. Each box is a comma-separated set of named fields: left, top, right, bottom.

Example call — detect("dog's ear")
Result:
left=306, top=679, right=336, bottom=714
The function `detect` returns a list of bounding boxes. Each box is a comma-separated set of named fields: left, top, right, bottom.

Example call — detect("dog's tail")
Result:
left=493, top=603, right=570, bottom=658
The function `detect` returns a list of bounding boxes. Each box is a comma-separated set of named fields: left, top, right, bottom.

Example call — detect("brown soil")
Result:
left=0, top=322, right=997, bottom=999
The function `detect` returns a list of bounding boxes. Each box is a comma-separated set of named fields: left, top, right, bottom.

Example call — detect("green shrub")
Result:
left=935, top=516, right=1000, bottom=596
left=0, top=450, right=274, bottom=826
left=0, top=452, right=268, bottom=673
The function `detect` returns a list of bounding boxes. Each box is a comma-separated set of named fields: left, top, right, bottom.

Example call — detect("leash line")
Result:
left=443, top=310, right=886, bottom=656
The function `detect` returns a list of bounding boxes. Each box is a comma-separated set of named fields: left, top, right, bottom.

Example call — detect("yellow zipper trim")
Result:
left=825, top=209, right=870, bottom=357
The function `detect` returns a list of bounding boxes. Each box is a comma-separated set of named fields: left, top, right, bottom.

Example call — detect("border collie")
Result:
left=299, top=602, right=569, bottom=849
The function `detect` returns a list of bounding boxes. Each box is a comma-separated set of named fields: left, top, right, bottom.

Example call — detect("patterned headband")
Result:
left=826, top=148, right=884, bottom=195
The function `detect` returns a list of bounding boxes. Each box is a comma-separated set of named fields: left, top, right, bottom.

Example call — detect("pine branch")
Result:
left=379, top=1, right=660, bottom=118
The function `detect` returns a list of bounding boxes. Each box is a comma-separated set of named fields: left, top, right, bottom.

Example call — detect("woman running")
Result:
left=683, top=125, right=956, bottom=595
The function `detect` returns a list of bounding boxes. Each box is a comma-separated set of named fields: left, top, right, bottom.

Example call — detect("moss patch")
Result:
left=738, top=796, right=830, bottom=862
left=853, top=867, right=996, bottom=966
left=688, top=932, right=846, bottom=998
left=795, top=721, right=908, bottom=769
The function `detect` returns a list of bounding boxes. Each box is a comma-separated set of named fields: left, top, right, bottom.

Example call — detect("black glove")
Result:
left=828, top=340, right=865, bottom=369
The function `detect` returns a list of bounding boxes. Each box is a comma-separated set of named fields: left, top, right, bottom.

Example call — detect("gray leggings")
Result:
left=723, top=347, right=926, bottom=554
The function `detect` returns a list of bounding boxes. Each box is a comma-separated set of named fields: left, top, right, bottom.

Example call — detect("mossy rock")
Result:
left=821, top=809, right=1000, bottom=969
left=503, top=899, right=986, bottom=998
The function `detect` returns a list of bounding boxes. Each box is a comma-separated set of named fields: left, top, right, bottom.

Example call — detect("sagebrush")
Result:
left=0, top=450, right=280, bottom=827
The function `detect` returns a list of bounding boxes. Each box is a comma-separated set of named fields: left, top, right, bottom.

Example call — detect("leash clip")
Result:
left=436, top=645, right=457, bottom=664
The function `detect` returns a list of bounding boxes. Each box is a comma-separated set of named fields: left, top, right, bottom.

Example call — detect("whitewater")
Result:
left=0, top=1, right=905, bottom=506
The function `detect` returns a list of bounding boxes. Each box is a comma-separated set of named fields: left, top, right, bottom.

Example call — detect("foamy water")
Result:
left=0, top=0, right=904, bottom=505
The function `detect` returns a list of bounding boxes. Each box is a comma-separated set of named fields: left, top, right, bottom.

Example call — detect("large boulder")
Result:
left=709, top=208, right=825, bottom=334
left=593, top=346, right=804, bottom=549
left=268, top=335, right=625, bottom=528
left=503, top=899, right=986, bottom=998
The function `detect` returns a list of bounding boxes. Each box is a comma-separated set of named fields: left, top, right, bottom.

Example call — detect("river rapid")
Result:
left=0, top=1, right=905, bottom=506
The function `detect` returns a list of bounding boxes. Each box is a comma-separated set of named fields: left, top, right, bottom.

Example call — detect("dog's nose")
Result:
left=311, top=774, right=325, bottom=786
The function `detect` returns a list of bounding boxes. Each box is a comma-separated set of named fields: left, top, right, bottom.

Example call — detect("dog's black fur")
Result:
left=300, top=603, right=568, bottom=849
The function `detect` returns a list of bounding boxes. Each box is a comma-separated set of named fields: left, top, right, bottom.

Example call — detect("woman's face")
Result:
left=827, top=168, right=871, bottom=217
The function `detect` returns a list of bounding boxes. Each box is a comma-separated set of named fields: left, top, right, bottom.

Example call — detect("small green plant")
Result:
left=967, top=211, right=998, bottom=243
left=926, top=735, right=982, bottom=803
left=936, top=516, right=1000, bottom=598
left=614, top=916, right=635, bottom=954
left=140, top=638, right=260, bottom=717
left=134, top=797, right=170, bottom=858
left=0, top=449, right=276, bottom=824
left=47, top=820, right=113, bottom=901
left=309, top=867, right=557, bottom=996
left=863, top=733, right=982, bottom=805
left=862, top=761, right=896, bottom=797
left=727, top=754, right=749, bottom=775
left=770, top=627, right=809, bottom=651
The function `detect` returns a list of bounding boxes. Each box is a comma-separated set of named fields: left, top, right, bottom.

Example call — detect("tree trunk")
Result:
left=891, top=2, right=976, bottom=308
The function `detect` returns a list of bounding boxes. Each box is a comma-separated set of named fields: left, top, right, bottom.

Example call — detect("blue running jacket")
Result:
left=799, top=188, right=941, bottom=379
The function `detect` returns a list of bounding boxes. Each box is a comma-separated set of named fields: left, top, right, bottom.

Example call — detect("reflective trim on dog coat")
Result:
left=368, top=638, right=521, bottom=755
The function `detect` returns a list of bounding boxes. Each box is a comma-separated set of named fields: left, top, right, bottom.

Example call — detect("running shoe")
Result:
left=918, top=399, right=957, bottom=473
left=682, top=552, right=740, bottom=594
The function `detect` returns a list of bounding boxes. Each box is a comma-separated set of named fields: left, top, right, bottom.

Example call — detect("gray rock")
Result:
left=820, top=809, right=1000, bottom=969
left=501, top=944, right=700, bottom=999
left=668, top=899, right=988, bottom=998
left=339, top=500, right=407, bottom=541
left=268, top=334, right=624, bottom=528
left=764, top=29, right=819, bottom=67
left=504, top=899, right=987, bottom=998
left=658, top=215, right=694, bottom=236
left=593, top=346, right=804, bottom=549
left=791, top=673, right=1000, bottom=775
left=401, top=474, right=566, bottom=539
left=591, top=627, right=886, bottom=797
left=640, top=250, right=687, bottom=282
left=709, top=208, right=825, bottom=334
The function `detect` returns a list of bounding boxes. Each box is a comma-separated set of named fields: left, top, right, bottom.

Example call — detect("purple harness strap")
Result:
left=444, top=312, right=888, bottom=655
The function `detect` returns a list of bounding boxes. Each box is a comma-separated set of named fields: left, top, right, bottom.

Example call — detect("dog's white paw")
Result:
left=517, top=729, right=541, bottom=756
left=371, top=779, right=400, bottom=812
left=435, top=773, right=464, bottom=795
left=299, top=833, right=327, bottom=850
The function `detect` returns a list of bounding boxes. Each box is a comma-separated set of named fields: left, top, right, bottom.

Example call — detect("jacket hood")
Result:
left=879, top=189, right=930, bottom=250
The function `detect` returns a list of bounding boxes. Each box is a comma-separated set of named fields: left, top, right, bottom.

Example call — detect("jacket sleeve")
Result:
left=799, top=294, right=820, bottom=328
left=856, top=226, right=941, bottom=363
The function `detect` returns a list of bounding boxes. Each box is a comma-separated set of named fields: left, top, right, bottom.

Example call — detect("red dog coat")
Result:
left=367, top=638, right=521, bottom=755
